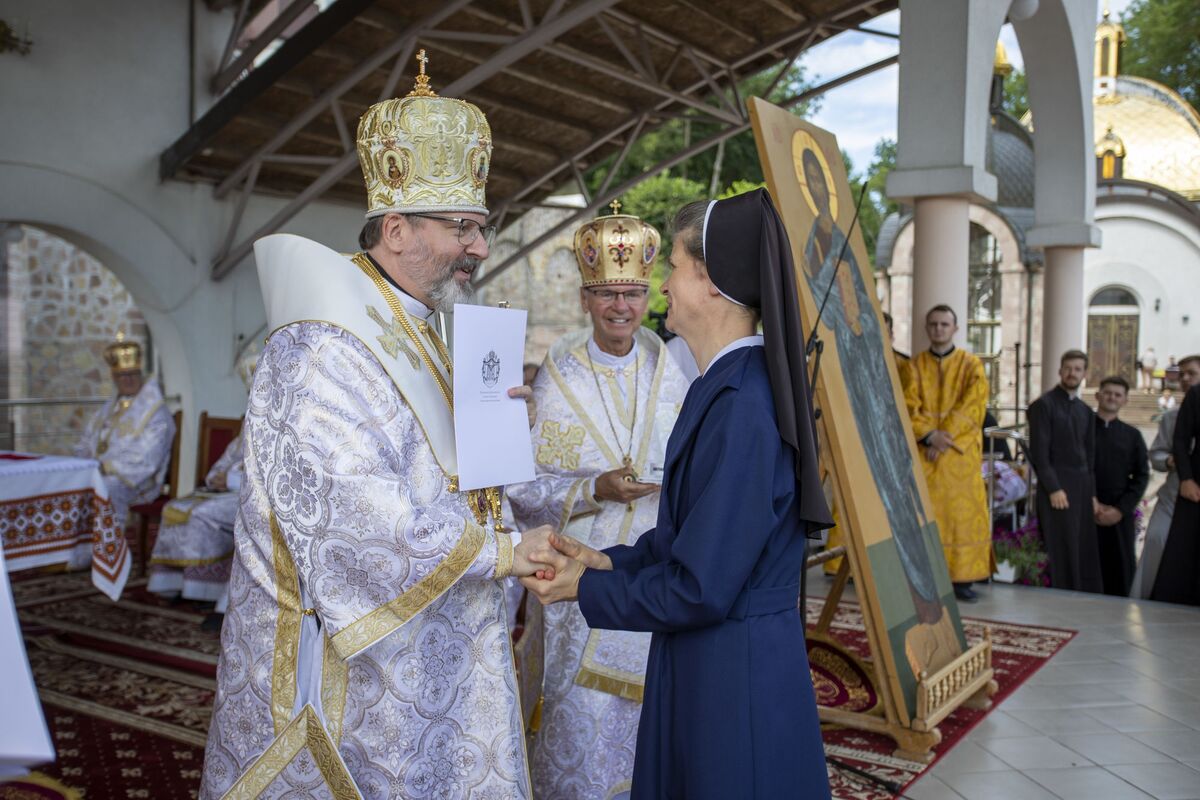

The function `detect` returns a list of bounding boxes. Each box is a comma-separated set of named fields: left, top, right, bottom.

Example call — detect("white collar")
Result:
left=588, top=336, right=639, bottom=369
left=702, top=334, right=764, bottom=375
left=396, top=285, right=436, bottom=322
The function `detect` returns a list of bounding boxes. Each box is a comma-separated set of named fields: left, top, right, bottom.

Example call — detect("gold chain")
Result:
left=352, top=253, right=507, bottom=531
left=352, top=253, right=453, bottom=412
left=423, top=324, right=451, bottom=368
left=586, top=342, right=639, bottom=474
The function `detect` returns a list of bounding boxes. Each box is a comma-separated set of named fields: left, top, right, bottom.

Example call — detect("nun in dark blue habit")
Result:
left=522, top=189, right=834, bottom=799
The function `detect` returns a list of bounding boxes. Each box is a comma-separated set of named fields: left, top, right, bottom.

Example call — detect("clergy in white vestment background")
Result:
left=508, top=204, right=688, bottom=799
left=148, top=353, right=257, bottom=623
left=200, top=55, right=555, bottom=800
left=73, top=334, right=175, bottom=528
left=1131, top=355, right=1200, bottom=597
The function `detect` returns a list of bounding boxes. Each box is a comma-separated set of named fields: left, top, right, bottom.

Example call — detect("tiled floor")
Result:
left=807, top=571, right=1200, bottom=799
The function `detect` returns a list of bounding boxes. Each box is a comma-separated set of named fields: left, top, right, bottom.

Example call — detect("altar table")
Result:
left=0, top=452, right=130, bottom=601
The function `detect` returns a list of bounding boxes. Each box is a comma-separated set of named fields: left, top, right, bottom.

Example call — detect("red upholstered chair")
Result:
left=195, top=412, right=243, bottom=481
left=130, top=410, right=183, bottom=576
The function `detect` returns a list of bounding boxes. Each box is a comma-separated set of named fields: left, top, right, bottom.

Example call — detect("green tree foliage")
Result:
left=584, top=62, right=818, bottom=332
left=719, top=180, right=765, bottom=199
left=587, top=63, right=819, bottom=198
left=618, top=176, right=707, bottom=319
left=845, top=138, right=898, bottom=267
left=1121, top=0, right=1200, bottom=106
left=1002, top=68, right=1029, bottom=119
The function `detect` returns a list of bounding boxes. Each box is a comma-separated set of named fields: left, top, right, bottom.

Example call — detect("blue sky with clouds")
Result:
left=799, top=1, right=1134, bottom=175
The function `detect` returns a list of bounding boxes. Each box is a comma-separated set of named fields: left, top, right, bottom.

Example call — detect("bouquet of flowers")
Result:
left=993, top=517, right=1050, bottom=587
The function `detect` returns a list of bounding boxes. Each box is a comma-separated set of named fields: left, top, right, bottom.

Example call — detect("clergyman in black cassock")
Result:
left=1151, top=383, right=1200, bottom=605
left=1028, top=353, right=1102, bottom=592
left=1092, top=391, right=1149, bottom=596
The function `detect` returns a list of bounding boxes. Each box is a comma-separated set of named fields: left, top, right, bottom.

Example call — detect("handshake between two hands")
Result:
left=512, top=526, right=613, bottom=605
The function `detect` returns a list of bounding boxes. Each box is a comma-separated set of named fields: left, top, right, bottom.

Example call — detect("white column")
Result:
left=1040, top=245, right=1085, bottom=391
left=911, top=196, right=971, bottom=352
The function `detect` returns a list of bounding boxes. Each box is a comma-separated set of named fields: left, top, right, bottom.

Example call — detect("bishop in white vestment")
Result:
left=149, top=355, right=257, bottom=612
left=201, top=56, right=552, bottom=800
left=508, top=206, right=687, bottom=799
left=148, top=431, right=243, bottom=608
left=73, top=335, right=175, bottom=528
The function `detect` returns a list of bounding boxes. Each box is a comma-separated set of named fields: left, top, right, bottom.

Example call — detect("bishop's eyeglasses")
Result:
left=408, top=213, right=498, bottom=247
left=585, top=287, right=649, bottom=303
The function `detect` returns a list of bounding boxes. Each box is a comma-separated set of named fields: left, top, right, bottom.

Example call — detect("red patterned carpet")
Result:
left=10, top=572, right=218, bottom=800
left=804, top=598, right=1076, bottom=799
left=7, top=572, right=1071, bottom=799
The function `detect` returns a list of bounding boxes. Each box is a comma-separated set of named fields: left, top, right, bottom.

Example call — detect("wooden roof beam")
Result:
left=208, top=1, right=476, bottom=199
left=595, top=8, right=731, bottom=71
left=271, top=65, right=594, bottom=143
left=161, top=0, right=378, bottom=180
left=211, top=0, right=320, bottom=95
left=210, top=0, right=623, bottom=279
left=479, top=53, right=899, bottom=287
left=756, top=0, right=807, bottom=22
left=491, top=0, right=892, bottom=220
left=358, top=7, right=632, bottom=115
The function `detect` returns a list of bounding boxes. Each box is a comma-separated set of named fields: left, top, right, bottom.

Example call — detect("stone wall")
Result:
left=476, top=206, right=590, bottom=367
left=2, top=225, right=148, bottom=454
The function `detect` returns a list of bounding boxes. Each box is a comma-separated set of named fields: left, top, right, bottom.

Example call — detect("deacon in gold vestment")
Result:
left=507, top=205, right=687, bottom=799
left=905, top=306, right=991, bottom=598
left=200, top=54, right=553, bottom=800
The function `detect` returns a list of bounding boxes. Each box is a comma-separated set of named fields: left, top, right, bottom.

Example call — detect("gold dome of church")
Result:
left=1091, top=78, right=1200, bottom=200
left=1022, top=11, right=1200, bottom=201
left=1090, top=10, right=1200, bottom=200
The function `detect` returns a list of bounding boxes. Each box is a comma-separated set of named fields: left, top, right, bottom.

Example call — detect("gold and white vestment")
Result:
left=73, top=379, right=175, bottom=527
left=148, top=433, right=244, bottom=607
left=200, top=235, right=530, bottom=800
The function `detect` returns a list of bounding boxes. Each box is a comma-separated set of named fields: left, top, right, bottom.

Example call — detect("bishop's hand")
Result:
left=512, top=524, right=557, bottom=579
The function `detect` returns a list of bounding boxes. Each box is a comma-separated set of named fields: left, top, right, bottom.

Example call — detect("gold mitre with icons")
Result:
left=356, top=50, right=492, bottom=218
left=104, top=331, right=142, bottom=373
left=573, top=200, right=660, bottom=288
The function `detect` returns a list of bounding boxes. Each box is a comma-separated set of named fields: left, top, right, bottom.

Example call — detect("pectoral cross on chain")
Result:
left=366, top=305, right=420, bottom=369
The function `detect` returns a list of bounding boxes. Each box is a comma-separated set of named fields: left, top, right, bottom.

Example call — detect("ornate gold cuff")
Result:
left=495, top=531, right=514, bottom=581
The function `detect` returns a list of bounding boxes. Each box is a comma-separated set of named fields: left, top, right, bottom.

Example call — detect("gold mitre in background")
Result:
left=236, top=347, right=259, bottom=390
left=573, top=200, right=660, bottom=287
left=104, top=331, right=142, bottom=373
left=356, top=50, right=492, bottom=218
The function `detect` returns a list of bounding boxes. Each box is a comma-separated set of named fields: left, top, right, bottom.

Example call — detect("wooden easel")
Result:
left=807, top=475, right=997, bottom=762
left=744, top=98, right=999, bottom=762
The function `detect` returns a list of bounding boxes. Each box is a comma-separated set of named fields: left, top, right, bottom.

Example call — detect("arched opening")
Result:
left=1, top=224, right=156, bottom=454
left=1086, top=283, right=1140, bottom=385
left=967, top=222, right=1003, bottom=406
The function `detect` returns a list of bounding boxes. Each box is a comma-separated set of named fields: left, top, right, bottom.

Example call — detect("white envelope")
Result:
left=452, top=304, right=536, bottom=491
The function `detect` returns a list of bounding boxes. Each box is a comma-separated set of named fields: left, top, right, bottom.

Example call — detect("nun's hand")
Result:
left=549, top=532, right=612, bottom=571
left=519, top=548, right=585, bottom=605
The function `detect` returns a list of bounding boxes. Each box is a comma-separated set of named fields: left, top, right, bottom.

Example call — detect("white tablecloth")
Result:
left=0, top=452, right=130, bottom=601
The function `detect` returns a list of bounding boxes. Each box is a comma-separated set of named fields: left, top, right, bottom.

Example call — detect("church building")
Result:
left=878, top=11, right=1200, bottom=419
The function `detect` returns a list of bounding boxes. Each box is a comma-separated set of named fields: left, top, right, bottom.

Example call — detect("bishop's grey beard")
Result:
left=427, top=255, right=480, bottom=313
